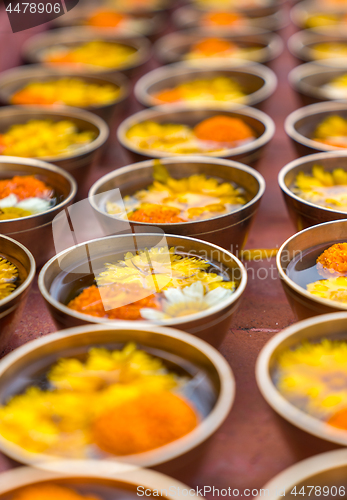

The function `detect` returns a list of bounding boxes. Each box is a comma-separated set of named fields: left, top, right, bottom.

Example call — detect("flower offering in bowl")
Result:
left=256, top=312, right=347, bottom=446
left=288, top=31, right=347, bottom=64
left=89, top=157, right=265, bottom=250
left=0, top=323, right=234, bottom=469
left=118, top=106, right=275, bottom=165
left=38, top=233, right=247, bottom=346
left=0, top=66, right=130, bottom=125
left=279, top=152, right=347, bottom=230
left=0, top=157, right=76, bottom=267
left=277, top=220, right=347, bottom=320
left=155, top=30, right=283, bottom=67
left=291, top=1, right=347, bottom=31
left=0, top=234, right=35, bottom=351
left=22, top=29, right=152, bottom=77
left=190, top=0, right=285, bottom=15
left=135, top=64, right=277, bottom=109
left=0, top=107, right=109, bottom=193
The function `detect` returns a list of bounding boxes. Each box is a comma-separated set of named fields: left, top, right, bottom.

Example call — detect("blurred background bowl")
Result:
left=0, top=106, right=109, bottom=195
left=291, top=0, right=347, bottom=32
left=285, top=101, right=347, bottom=156
left=277, top=220, right=347, bottom=320
left=256, top=312, right=347, bottom=447
left=117, top=105, right=275, bottom=165
left=279, top=151, right=347, bottom=231
left=88, top=156, right=265, bottom=251
left=288, top=30, right=347, bottom=65
left=22, top=28, right=152, bottom=78
left=154, top=28, right=284, bottom=67
left=134, top=63, right=277, bottom=109
left=0, top=156, right=77, bottom=267
left=185, top=0, right=287, bottom=17
left=0, top=323, right=235, bottom=473
left=0, top=65, right=130, bottom=125
left=289, top=61, right=347, bottom=105
left=0, top=234, right=35, bottom=351
left=38, top=233, right=247, bottom=347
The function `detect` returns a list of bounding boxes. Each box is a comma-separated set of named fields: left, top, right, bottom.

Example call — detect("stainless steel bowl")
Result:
left=0, top=461, right=197, bottom=499
left=277, top=220, right=347, bottom=320
left=38, top=233, right=247, bottom=347
left=88, top=156, right=265, bottom=251
left=0, top=65, right=130, bottom=125
left=256, top=312, right=347, bottom=448
left=0, top=106, right=109, bottom=193
left=288, top=30, right=347, bottom=64
left=134, top=63, right=277, bottom=109
left=154, top=28, right=284, bottom=67
left=22, top=27, right=152, bottom=78
left=0, top=323, right=234, bottom=471
left=291, top=0, right=347, bottom=32
left=289, top=62, right=347, bottom=105
left=0, top=156, right=77, bottom=267
left=254, top=448, right=347, bottom=500
left=0, top=234, right=35, bottom=351
left=285, top=101, right=347, bottom=157
left=117, top=105, right=275, bottom=165
left=279, top=151, right=347, bottom=231
left=173, top=6, right=287, bottom=32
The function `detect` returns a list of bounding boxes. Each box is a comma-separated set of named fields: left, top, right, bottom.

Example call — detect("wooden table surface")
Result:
left=0, top=1, right=342, bottom=493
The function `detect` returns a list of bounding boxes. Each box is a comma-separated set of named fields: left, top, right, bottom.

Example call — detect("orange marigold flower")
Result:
left=317, top=242, right=347, bottom=277
left=129, top=205, right=186, bottom=223
left=191, top=37, right=236, bottom=56
left=67, top=283, right=161, bottom=320
left=194, top=115, right=255, bottom=144
left=86, top=10, right=125, bottom=28
left=203, top=12, right=244, bottom=26
left=11, top=484, right=100, bottom=500
left=327, top=407, right=347, bottom=430
left=0, top=175, right=52, bottom=201
left=154, top=88, right=183, bottom=104
left=92, top=391, right=198, bottom=455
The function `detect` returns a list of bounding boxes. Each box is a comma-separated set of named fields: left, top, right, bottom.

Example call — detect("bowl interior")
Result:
left=0, top=237, right=31, bottom=296
left=297, top=69, right=347, bottom=99
left=293, top=109, right=347, bottom=142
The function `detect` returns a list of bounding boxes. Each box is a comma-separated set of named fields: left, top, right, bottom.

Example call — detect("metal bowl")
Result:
left=0, top=323, right=234, bottom=471
left=288, top=30, right=347, bottom=64
left=285, top=101, right=347, bottom=157
left=279, top=151, right=347, bottom=231
left=38, top=233, right=247, bottom=347
left=154, top=28, right=284, bottom=67
left=256, top=312, right=347, bottom=447
left=134, top=63, right=277, bottom=109
left=0, top=156, right=76, bottom=267
left=173, top=6, right=287, bottom=32
left=0, top=234, right=35, bottom=351
left=117, top=105, right=275, bottom=165
left=289, top=62, right=347, bottom=106
left=0, top=461, right=197, bottom=499
left=291, top=0, right=347, bottom=32
left=22, top=27, right=152, bottom=78
left=277, top=220, right=347, bottom=320
left=88, top=156, right=265, bottom=251
left=0, top=65, right=130, bottom=125
left=254, top=448, right=347, bottom=500
left=0, top=106, right=109, bottom=193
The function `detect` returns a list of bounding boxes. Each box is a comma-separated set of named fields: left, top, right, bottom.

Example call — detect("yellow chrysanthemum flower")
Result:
left=307, top=276, right=347, bottom=303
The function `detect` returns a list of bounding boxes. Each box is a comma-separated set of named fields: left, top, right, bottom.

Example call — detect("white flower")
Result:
left=17, top=197, right=53, bottom=214
left=0, top=194, right=18, bottom=208
left=140, top=281, right=233, bottom=321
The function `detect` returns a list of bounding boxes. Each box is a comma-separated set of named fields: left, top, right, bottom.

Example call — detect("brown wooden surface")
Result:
left=0, top=1, right=342, bottom=493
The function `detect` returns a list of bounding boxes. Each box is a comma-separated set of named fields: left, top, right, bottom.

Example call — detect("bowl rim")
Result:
left=284, top=100, right=347, bottom=152
left=0, top=233, right=36, bottom=307
left=0, top=64, right=130, bottom=110
left=0, top=155, right=77, bottom=223
left=22, top=27, right=153, bottom=73
left=0, top=322, right=235, bottom=467
left=287, top=29, right=347, bottom=63
left=276, top=219, right=347, bottom=311
left=254, top=448, right=347, bottom=500
left=0, top=459, right=196, bottom=497
left=256, top=311, right=347, bottom=448
left=0, top=105, right=109, bottom=162
left=288, top=61, right=347, bottom=99
left=88, top=155, right=266, bottom=227
left=117, top=104, right=275, bottom=159
left=154, top=27, right=284, bottom=65
left=38, top=232, right=248, bottom=326
left=134, top=62, right=278, bottom=108
left=278, top=150, right=347, bottom=215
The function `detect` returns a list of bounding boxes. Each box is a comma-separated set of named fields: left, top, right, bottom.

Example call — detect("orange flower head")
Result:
left=0, top=175, right=52, bottom=201
left=11, top=484, right=100, bottom=500
left=154, top=88, right=183, bottom=104
left=92, top=390, right=198, bottom=455
left=194, top=115, right=255, bottom=144
left=327, top=407, right=347, bottom=430
left=87, top=10, right=125, bottom=28
left=203, top=12, right=244, bottom=26
left=191, top=37, right=236, bottom=56
left=129, top=205, right=186, bottom=223
left=317, top=242, right=347, bottom=277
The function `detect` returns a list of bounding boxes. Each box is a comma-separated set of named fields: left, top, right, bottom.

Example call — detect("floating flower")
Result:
left=140, top=282, right=233, bottom=321
left=313, top=115, right=347, bottom=148
left=307, top=276, right=347, bottom=303
left=185, top=37, right=262, bottom=63
left=11, top=484, right=101, bottom=500
left=327, top=407, right=347, bottom=430
left=312, top=42, right=347, bottom=61
left=316, top=243, right=347, bottom=277
left=194, top=115, right=255, bottom=144
left=322, top=73, right=347, bottom=99
left=276, top=339, right=347, bottom=418
left=0, top=257, right=18, bottom=300
left=201, top=11, right=247, bottom=27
